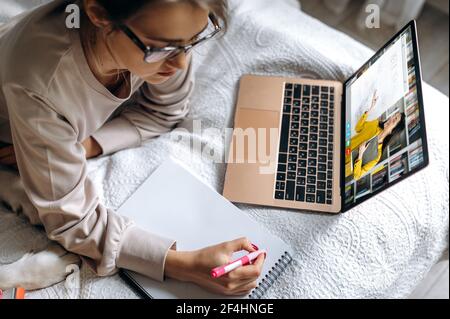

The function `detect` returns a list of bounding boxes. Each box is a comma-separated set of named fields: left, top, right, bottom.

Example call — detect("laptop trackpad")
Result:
left=237, top=76, right=284, bottom=111
left=232, top=108, right=280, bottom=170
left=226, top=108, right=280, bottom=201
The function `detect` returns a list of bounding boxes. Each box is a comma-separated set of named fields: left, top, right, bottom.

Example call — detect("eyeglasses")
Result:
left=119, top=14, right=222, bottom=63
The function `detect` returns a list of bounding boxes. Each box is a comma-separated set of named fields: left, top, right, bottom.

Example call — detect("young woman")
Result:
left=350, top=92, right=405, bottom=180
left=0, top=0, right=265, bottom=295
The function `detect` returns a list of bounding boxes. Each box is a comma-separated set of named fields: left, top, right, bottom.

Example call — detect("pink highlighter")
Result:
left=211, top=248, right=267, bottom=278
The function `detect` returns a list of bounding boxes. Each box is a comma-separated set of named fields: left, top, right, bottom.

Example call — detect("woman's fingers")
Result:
left=197, top=238, right=263, bottom=296
left=231, top=280, right=259, bottom=296
left=225, top=237, right=256, bottom=254
left=252, top=252, right=265, bottom=266
left=217, top=254, right=265, bottom=295
left=360, top=141, right=368, bottom=150
left=217, top=276, right=258, bottom=295
left=227, top=254, right=265, bottom=281
left=227, top=265, right=260, bottom=281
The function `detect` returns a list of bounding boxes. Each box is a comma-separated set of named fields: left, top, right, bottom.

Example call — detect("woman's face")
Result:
left=89, top=1, right=209, bottom=84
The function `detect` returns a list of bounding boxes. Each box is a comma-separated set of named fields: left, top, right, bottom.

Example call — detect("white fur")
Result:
left=0, top=170, right=81, bottom=291
left=0, top=243, right=81, bottom=290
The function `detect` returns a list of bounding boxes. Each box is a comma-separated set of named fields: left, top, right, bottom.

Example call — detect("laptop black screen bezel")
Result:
left=340, top=20, right=430, bottom=213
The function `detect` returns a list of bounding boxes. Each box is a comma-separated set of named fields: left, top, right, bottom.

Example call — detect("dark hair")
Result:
left=380, top=113, right=406, bottom=155
left=95, top=0, right=228, bottom=30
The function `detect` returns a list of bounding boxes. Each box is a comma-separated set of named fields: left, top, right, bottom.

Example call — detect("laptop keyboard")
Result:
left=274, top=83, right=335, bottom=205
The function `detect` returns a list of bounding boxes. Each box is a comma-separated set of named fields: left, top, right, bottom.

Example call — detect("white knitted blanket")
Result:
left=0, top=0, right=448, bottom=299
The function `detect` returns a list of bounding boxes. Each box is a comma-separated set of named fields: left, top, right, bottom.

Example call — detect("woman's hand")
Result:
left=0, top=144, right=17, bottom=169
left=81, top=137, right=102, bottom=159
left=358, top=142, right=369, bottom=161
left=368, top=90, right=378, bottom=113
left=164, top=237, right=266, bottom=296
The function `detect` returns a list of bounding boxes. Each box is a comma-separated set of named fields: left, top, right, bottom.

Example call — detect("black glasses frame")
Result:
left=119, top=14, right=222, bottom=63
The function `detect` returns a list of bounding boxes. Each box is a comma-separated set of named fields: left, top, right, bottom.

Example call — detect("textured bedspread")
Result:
left=0, top=0, right=448, bottom=299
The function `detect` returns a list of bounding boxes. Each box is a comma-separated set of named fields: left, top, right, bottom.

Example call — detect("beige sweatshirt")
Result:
left=0, top=0, right=194, bottom=281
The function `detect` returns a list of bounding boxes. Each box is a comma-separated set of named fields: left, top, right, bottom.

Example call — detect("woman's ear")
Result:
left=83, top=0, right=113, bottom=29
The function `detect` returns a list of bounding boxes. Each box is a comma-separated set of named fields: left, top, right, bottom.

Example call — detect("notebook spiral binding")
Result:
left=248, top=251, right=293, bottom=299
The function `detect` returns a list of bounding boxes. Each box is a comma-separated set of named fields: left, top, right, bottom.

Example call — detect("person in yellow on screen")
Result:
left=350, top=91, right=405, bottom=180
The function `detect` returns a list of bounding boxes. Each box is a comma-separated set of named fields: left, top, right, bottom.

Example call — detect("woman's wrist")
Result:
left=89, top=137, right=102, bottom=158
left=165, top=250, right=195, bottom=282
left=82, top=136, right=103, bottom=159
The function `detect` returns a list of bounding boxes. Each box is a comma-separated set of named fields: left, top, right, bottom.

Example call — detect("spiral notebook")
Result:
left=117, top=158, right=294, bottom=299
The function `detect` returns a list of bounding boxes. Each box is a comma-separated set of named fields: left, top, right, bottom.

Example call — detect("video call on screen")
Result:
left=344, top=26, right=425, bottom=207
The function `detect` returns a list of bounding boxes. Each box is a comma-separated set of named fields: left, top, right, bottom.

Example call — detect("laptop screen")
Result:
left=342, top=22, right=429, bottom=211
